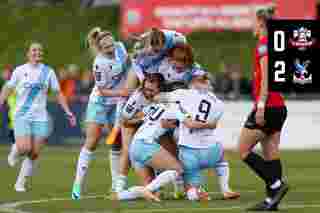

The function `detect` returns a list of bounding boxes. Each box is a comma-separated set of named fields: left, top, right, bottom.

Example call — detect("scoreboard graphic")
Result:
left=267, top=20, right=320, bottom=92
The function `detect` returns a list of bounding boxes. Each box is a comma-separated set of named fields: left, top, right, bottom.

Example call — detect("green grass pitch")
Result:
left=0, top=145, right=319, bottom=213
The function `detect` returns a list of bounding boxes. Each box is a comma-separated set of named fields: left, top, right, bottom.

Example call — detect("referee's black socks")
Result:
left=243, top=152, right=271, bottom=185
left=266, top=159, right=283, bottom=189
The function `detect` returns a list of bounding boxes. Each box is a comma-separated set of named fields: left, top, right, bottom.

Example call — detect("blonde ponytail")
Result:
left=87, top=27, right=114, bottom=57
left=87, top=27, right=102, bottom=57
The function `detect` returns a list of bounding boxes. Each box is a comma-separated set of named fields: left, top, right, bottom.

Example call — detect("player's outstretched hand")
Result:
left=66, top=112, right=77, bottom=127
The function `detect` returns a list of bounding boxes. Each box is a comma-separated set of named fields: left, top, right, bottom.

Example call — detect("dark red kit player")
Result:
left=238, top=8, right=289, bottom=211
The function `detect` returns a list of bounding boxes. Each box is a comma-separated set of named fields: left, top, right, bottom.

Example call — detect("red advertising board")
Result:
left=276, top=0, right=316, bottom=20
left=121, top=0, right=317, bottom=38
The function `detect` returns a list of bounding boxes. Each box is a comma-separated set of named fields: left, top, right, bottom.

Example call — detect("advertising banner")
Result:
left=121, top=0, right=273, bottom=37
left=121, top=0, right=316, bottom=38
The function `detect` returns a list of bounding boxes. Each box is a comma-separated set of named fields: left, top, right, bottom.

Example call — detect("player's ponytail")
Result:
left=87, top=27, right=113, bottom=57
left=256, top=6, right=275, bottom=25
left=87, top=27, right=101, bottom=56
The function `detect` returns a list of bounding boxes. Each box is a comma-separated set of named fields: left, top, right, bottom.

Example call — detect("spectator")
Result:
left=227, top=64, right=241, bottom=100
left=1, top=64, right=16, bottom=143
left=59, top=64, right=81, bottom=103
left=214, top=61, right=229, bottom=94
left=215, top=62, right=248, bottom=100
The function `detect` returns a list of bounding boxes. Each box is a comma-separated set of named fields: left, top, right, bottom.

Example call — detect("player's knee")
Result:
left=84, top=142, right=97, bottom=152
left=17, top=143, right=32, bottom=155
left=263, top=139, right=280, bottom=160
left=239, top=150, right=250, bottom=161
left=263, top=149, right=280, bottom=161
left=85, top=133, right=102, bottom=151
left=238, top=141, right=253, bottom=160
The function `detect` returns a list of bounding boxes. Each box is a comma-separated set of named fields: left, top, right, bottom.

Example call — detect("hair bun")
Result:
left=88, top=27, right=101, bottom=40
left=267, top=7, right=275, bottom=16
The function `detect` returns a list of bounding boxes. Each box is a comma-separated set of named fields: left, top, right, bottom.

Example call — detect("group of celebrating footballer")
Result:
left=0, top=6, right=289, bottom=211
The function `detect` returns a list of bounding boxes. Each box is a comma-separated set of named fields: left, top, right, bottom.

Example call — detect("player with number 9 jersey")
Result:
left=164, top=88, right=223, bottom=148
left=158, top=68, right=240, bottom=200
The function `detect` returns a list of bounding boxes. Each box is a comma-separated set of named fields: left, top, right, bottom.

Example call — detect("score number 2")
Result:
left=273, top=31, right=286, bottom=82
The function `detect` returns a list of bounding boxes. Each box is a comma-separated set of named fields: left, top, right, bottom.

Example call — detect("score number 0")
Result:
left=273, top=30, right=286, bottom=82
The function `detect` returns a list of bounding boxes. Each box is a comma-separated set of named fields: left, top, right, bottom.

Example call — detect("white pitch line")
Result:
left=124, top=204, right=320, bottom=213
left=1, top=191, right=320, bottom=213
left=0, top=195, right=104, bottom=213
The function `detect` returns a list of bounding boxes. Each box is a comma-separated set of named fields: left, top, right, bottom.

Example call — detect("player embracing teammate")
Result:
left=2, top=12, right=290, bottom=207
left=107, top=28, right=240, bottom=201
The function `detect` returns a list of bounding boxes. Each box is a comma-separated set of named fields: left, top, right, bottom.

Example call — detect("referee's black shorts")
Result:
left=244, top=106, right=287, bottom=135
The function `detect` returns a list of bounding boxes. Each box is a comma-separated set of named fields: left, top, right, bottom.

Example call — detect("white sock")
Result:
left=16, top=157, right=36, bottom=186
left=11, top=143, right=19, bottom=156
left=146, top=170, right=178, bottom=192
left=10, top=143, right=24, bottom=160
left=117, top=186, right=143, bottom=200
left=115, top=174, right=128, bottom=192
left=173, top=175, right=184, bottom=194
left=110, top=150, right=121, bottom=190
left=74, top=147, right=93, bottom=186
left=215, top=161, right=231, bottom=193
